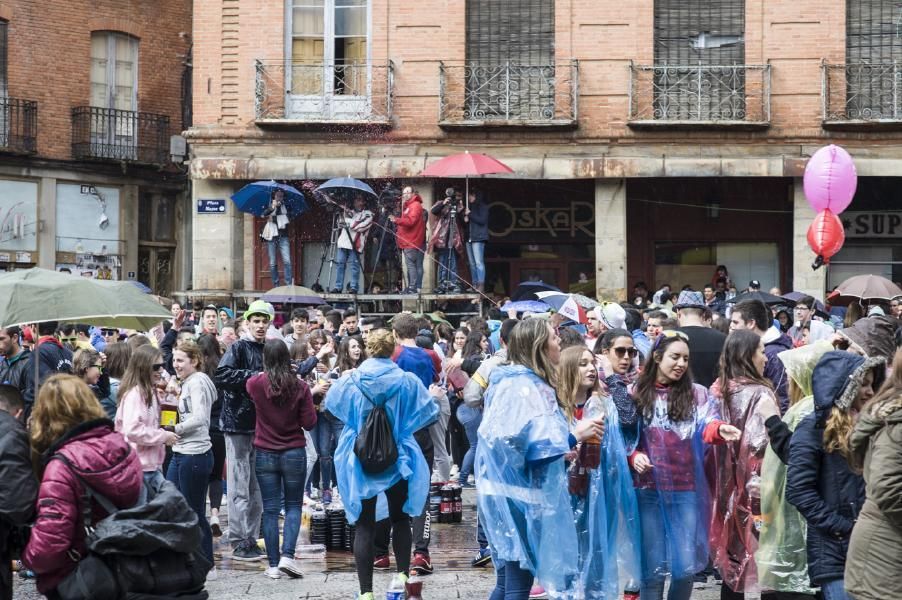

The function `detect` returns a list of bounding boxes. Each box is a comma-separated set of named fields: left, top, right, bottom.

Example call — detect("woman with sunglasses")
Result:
left=115, top=344, right=179, bottom=504
left=629, top=331, right=740, bottom=600
left=594, top=328, right=641, bottom=451
left=72, top=347, right=113, bottom=417
left=558, top=345, right=641, bottom=599
left=708, top=330, right=781, bottom=599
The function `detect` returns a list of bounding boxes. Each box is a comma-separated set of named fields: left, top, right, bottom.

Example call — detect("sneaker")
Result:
left=528, top=585, right=547, bottom=599
left=278, top=556, right=304, bottom=579
left=322, top=488, right=332, bottom=505
left=373, top=555, right=390, bottom=570
left=459, top=479, right=475, bottom=489
left=210, top=514, right=222, bottom=537
left=207, top=566, right=218, bottom=581
left=329, top=288, right=342, bottom=294
left=449, top=464, right=459, bottom=478
left=232, top=543, right=264, bottom=562
left=358, top=594, right=375, bottom=600
left=471, top=547, right=492, bottom=568
left=264, top=566, right=281, bottom=579
left=410, top=552, right=434, bottom=575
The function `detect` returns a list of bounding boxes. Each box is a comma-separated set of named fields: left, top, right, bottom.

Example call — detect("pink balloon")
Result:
left=803, top=145, right=858, bottom=214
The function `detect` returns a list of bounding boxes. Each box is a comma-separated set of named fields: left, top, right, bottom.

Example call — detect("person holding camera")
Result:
left=429, top=189, right=464, bottom=294
left=390, top=186, right=426, bottom=294
left=464, top=189, right=489, bottom=295
left=331, top=194, right=373, bottom=294
left=261, top=189, right=293, bottom=287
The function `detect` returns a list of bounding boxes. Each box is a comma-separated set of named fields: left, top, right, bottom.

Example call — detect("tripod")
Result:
left=437, top=199, right=460, bottom=293
left=310, top=211, right=341, bottom=293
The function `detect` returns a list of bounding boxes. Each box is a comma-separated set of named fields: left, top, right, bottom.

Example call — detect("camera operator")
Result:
left=331, top=193, right=373, bottom=294
left=428, top=188, right=464, bottom=294
left=389, top=186, right=426, bottom=294
left=464, top=188, right=489, bottom=295
left=261, top=189, right=293, bottom=286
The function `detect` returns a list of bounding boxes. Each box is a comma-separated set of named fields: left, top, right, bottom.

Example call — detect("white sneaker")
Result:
left=449, top=464, right=459, bottom=478
left=278, top=556, right=304, bottom=578
left=264, top=566, right=281, bottom=579
left=207, top=566, right=218, bottom=581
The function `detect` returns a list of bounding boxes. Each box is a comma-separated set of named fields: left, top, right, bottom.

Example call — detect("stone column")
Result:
left=120, top=184, right=139, bottom=281
left=420, top=184, right=435, bottom=293
left=792, top=178, right=826, bottom=300
left=192, top=178, right=243, bottom=290
left=595, top=179, right=628, bottom=302
left=37, top=177, right=56, bottom=270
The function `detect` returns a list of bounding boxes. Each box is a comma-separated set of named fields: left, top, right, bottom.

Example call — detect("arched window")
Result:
left=90, top=31, right=138, bottom=112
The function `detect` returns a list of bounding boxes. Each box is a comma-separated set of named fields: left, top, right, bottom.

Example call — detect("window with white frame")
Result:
left=90, top=32, right=138, bottom=112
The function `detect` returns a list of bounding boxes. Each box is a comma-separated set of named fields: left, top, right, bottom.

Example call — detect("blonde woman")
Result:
left=786, top=351, right=885, bottom=600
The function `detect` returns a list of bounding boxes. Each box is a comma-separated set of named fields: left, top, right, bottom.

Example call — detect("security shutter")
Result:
left=846, top=1, right=902, bottom=118
left=464, top=0, right=555, bottom=120
left=653, top=0, right=746, bottom=120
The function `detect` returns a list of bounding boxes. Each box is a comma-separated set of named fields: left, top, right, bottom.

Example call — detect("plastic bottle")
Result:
left=623, top=580, right=640, bottom=600
left=386, top=574, right=407, bottom=600
left=580, top=394, right=604, bottom=469
left=452, top=485, right=463, bottom=523
left=405, top=575, right=423, bottom=600
left=567, top=460, right=588, bottom=496
left=748, top=474, right=763, bottom=533
left=159, top=398, right=179, bottom=428
left=439, top=485, right=453, bottom=523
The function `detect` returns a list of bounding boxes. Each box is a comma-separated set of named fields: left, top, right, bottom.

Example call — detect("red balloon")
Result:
left=807, top=209, right=845, bottom=264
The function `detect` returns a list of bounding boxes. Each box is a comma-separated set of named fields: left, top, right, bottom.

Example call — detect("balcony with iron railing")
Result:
left=0, top=97, right=37, bottom=154
left=628, top=62, right=771, bottom=129
left=822, top=61, right=902, bottom=130
left=71, top=107, right=170, bottom=165
left=438, top=61, right=579, bottom=128
left=254, top=60, right=394, bottom=126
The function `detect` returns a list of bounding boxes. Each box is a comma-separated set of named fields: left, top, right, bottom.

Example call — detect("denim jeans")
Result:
left=312, top=411, right=344, bottom=490
left=266, top=235, right=292, bottom=286
left=457, top=403, right=481, bottom=484
left=637, top=488, right=696, bottom=600
left=137, top=469, right=165, bottom=505
left=166, top=450, right=214, bottom=563
left=255, top=446, right=307, bottom=567
left=466, top=241, right=486, bottom=286
left=820, top=579, right=851, bottom=600
left=438, top=248, right=457, bottom=288
left=489, top=559, right=534, bottom=600
left=403, top=248, right=424, bottom=291
left=334, top=247, right=361, bottom=292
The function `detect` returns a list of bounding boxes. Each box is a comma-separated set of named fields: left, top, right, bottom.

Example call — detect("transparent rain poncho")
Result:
left=570, top=395, right=642, bottom=599
left=629, top=383, right=719, bottom=585
left=754, top=341, right=830, bottom=595
left=325, top=357, right=438, bottom=524
left=475, top=364, right=578, bottom=596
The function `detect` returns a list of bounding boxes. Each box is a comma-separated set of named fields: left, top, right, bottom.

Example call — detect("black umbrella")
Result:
left=510, top=281, right=562, bottom=302
left=727, top=291, right=787, bottom=306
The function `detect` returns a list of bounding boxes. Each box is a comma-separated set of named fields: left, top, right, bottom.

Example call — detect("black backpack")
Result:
left=352, top=373, right=398, bottom=474
left=52, top=455, right=210, bottom=600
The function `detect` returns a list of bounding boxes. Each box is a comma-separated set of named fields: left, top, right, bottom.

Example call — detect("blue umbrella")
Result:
left=500, top=300, right=551, bottom=314
left=231, top=181, right=309, bottom=218
left=316, top=177, right=377, bottom=198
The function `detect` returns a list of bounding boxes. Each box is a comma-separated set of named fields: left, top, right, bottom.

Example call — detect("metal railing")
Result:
left=439, top=61, right=578, bottom=126
left=0, top=97, right=37, bottom=154
left=71, top=107, right=170, bottom=165
left=628, top=62, right=771, bottom=126
left=822, top=61, right=902, bottom=123
left=254, top=60, right=394, bottom=123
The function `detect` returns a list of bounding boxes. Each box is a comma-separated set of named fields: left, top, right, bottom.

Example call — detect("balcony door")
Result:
left=90, top=32, right=138, bottom=159
left=286, top=0, right=370, bottom=120
left=846, top=1, right=902, bottom=119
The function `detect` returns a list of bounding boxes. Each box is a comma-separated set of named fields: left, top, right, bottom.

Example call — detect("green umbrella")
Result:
left=0, top=268, right=172, bottom=330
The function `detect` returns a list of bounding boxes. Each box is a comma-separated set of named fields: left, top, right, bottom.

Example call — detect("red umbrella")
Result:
left=420, top=151, right=514, bottom=209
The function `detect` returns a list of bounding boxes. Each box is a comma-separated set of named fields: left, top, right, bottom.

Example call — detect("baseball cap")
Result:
left=243, top=300, right=275, bottom=321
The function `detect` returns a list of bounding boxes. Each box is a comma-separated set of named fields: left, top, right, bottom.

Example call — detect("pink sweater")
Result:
left=115, top=387, right=168, bottom=472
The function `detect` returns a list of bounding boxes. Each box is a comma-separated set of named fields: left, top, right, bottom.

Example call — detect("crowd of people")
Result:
left=0, top=277, right=900, bottom=600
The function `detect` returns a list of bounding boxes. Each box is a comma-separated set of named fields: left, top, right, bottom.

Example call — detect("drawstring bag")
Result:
left=352, top=373, right=398, bottom=474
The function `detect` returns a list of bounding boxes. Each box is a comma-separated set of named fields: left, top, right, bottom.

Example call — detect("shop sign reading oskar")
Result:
left=488, top=200, right=594, bottom=239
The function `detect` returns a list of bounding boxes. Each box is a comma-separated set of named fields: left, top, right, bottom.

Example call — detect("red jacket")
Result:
left=23, top=419, right=142, bottom=594
left=394, top=194, right=426, bottom=250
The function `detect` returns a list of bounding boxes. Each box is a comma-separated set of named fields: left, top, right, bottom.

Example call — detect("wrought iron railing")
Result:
left=439, top=61, right=578, bottom=125
left=0, top=97, right=37, bottom=154
left=822, top=61, right=902, bottom=123
left=255, top=60, right=393, bottom=123
left=628, top=62, right=771, bottom=126
left=71, top=107, right=170, bottom=165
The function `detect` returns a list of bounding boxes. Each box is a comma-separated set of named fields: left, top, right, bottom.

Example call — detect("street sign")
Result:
left=197, top=199, right=227, bottom=214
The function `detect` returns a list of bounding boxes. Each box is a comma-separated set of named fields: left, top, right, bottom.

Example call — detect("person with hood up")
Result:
left=23, top=321, right=74, bottom=414
left=786, top=350, right=886, bottom=600
left=730, top=299, right=793, bottom=413
left=324, top=328, right=438, bottom=600
left=23, top=375, right=142, bottom=597
left=844, top=349, right=902, bottom=600
left=389, top=186, right=426, bottom=294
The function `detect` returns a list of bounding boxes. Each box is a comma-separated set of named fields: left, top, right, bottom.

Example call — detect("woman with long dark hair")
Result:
left=246, top=339, right=317, bottom=580
left=629, top=331, right=739, bottom=600
left=456, top=329, right=490, bottom=487
left=709, top=329, right=781, bottom=599
left=196, top=333, right=226, bottom=537
left=333, top=335, right=366, bottom=376
left=477, top=319, right=604, bottom=599
left=115, top=344, right=178, bottom=503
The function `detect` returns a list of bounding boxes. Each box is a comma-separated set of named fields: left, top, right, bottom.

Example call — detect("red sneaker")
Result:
left=373, top=555, right=390, bottom=570
left=410, top=552, right=434, bottom=575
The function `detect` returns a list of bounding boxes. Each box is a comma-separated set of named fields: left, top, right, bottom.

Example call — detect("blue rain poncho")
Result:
left=571, top=395, right=642, bottom=599
left=325, top=357, right=438, bottom=524
left=475, top=364, right=578, bottom=596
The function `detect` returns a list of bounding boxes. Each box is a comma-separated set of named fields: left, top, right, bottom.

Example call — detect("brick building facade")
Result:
left=187, top=1, right=902, bottom=300
left=0, top=0, right=191, bottom=296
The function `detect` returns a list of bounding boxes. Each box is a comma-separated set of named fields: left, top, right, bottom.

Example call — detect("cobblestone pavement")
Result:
left=14, top=488, right=725, bottom=599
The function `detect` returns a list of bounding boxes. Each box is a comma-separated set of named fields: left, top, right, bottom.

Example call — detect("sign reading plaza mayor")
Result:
left=488, top=200, right=595, bottom=239
left=842, top=211, right=902, bottom=238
